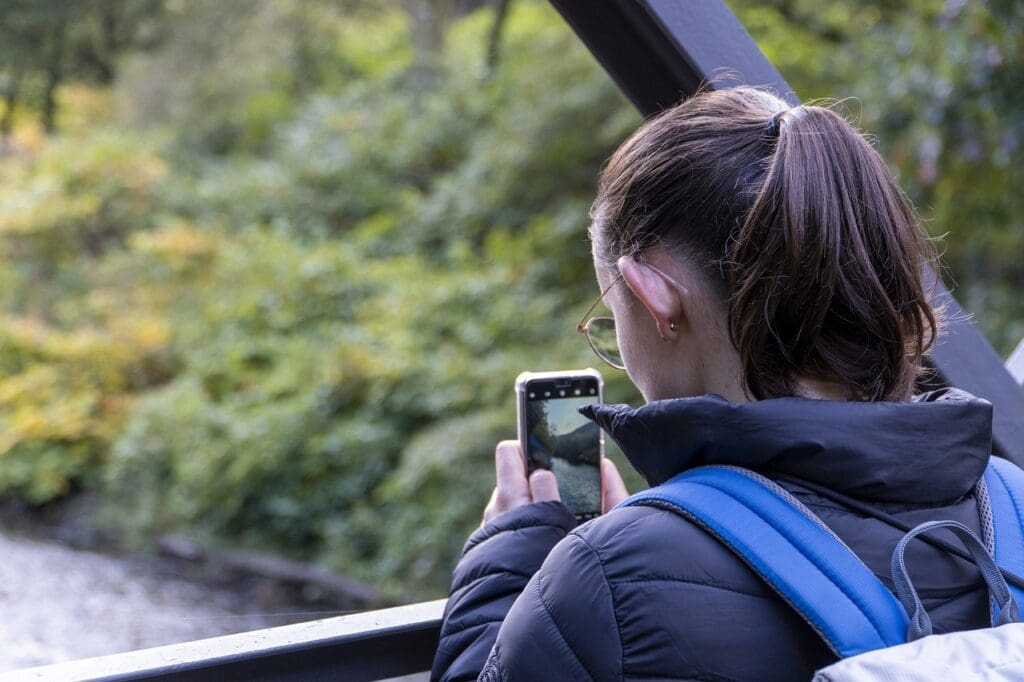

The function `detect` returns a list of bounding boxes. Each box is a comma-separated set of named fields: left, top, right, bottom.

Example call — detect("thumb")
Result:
left=529, top=468, right=561, bottom=503
left=601, top=457, right=629, bottom=512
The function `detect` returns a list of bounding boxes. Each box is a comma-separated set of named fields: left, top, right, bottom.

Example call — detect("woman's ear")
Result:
left=617, top=255, right=686, bottom=340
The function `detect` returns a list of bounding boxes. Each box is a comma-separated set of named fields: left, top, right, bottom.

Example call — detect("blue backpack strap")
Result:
left=618, top=466, right=908, bottom=658
left=983, top=456, right=1024, bottom=609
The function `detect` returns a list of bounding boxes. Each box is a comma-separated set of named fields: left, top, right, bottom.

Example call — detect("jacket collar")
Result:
left=581, top=388, right=992, bottom=504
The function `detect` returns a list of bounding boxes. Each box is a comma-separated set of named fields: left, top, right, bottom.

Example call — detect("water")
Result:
left=0, top=530, right=320, bottom=672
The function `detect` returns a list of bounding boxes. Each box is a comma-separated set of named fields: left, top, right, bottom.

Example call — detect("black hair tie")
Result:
left=765, top=109, right=787, bottom=139
left=766, top=106, right=808, bottom=139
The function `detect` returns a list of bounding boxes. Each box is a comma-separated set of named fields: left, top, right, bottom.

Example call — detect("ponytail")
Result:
left=730, top=105, right=938, bottom=400
left=593, top=87, right=940, bottom=401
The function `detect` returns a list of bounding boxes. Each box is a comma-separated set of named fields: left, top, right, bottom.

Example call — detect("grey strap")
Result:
left=892, top=519, right=1019, bottom=641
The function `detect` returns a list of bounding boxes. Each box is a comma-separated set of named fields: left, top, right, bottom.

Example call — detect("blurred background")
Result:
left=0, top=0, right=1021, bottom=668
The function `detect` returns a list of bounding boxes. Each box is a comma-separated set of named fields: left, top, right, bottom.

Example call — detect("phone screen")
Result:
left=523, top=379, right=602, bottom=522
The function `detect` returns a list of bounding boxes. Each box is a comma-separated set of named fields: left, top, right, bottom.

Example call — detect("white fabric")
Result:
left=813, top=623, right=1024, bottom=681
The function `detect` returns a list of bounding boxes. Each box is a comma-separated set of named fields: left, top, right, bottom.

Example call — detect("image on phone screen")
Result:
left=525, top=389, right=601, bottom=522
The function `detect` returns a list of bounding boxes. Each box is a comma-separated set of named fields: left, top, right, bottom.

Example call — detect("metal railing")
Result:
left=1, top=600, right=446, bottom=682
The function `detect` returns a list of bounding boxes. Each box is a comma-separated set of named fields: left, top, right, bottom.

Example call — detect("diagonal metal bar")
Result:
left=922, top=270, right=1024, bottom=462
left=550, top=0, right=1024, bottom=464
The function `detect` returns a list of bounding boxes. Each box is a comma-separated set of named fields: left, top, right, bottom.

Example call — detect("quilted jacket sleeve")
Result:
left=478, top=530, right=623, bottom=681
left=431, top=501, right=577, bottom=682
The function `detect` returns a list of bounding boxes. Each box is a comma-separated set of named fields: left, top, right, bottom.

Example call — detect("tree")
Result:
left=0, top=0, right=165, bottom=136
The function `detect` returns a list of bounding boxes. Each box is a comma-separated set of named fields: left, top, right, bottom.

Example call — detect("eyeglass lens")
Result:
left=584, top=317, right=623, bottom=369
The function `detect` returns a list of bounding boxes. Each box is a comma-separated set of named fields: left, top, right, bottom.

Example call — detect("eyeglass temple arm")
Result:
left=576, top=274, right=625, bottom=332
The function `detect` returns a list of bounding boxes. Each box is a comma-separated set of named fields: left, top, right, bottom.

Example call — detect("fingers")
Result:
left=529, top=468, right=560, bottom=502
left=482, top=440, right=569, bottom=524
left=494, top=440, right=530, bottom=505
left=601, top=457, right=629, bottom=513
left=483, top=486, right=500, bottom=519
left=483, top=441, right=530, bottom=524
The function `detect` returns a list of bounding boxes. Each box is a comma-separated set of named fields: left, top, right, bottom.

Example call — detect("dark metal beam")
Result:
left=550, top=0, right=1024, bottom=463
left=548, top=0, right=796, bottom=115
left=923, top=274, right=1024, bottom=461
left=3, top=600, right=445, bottom=682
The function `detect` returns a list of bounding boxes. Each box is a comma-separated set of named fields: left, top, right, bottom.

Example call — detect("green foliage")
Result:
left=0, top=2, right=640, bottom=599
left=0, top=0, right=1022, bottom=603
left=0, top=132, right=171, bottom=502
left=0, top=131, right=166, bottom=274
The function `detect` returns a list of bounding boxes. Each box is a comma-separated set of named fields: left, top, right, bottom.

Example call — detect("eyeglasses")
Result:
left=576, top=274, right=625, bottom=370
left=576, top=262, right=689, bottom=371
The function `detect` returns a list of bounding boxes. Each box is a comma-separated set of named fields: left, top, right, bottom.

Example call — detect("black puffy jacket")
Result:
left=432, top=388, right=997, bottom=681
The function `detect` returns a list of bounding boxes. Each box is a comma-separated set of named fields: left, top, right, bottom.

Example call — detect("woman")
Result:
left=431, top=86, right=996, bottom=681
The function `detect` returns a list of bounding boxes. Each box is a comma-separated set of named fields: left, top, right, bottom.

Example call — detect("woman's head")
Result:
left=589, top=86, right=940, bottom=403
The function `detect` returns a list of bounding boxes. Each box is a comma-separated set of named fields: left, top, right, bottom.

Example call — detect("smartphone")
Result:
left=516, top=369, right=604, bottom=523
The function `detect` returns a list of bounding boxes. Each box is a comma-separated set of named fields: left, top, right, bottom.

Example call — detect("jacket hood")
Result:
left=580, top=388, right=992, bottom=504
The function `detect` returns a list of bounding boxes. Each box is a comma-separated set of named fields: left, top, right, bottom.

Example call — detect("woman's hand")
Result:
left=482, top=440, right=630, bottom=524
left=482, top=441, right=558, bottom=524
left=601, top=456, right=629, bottom=511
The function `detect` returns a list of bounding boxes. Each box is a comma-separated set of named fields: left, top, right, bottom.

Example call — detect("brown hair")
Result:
left=591, top=86, right=940, bottom=402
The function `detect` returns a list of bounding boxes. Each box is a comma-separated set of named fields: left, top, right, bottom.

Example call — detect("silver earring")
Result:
left=669, top=322, right=679, bottom=332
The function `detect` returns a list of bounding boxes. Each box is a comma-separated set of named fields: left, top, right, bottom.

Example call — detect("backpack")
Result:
left=619, top=458, right=1024, bottom=680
